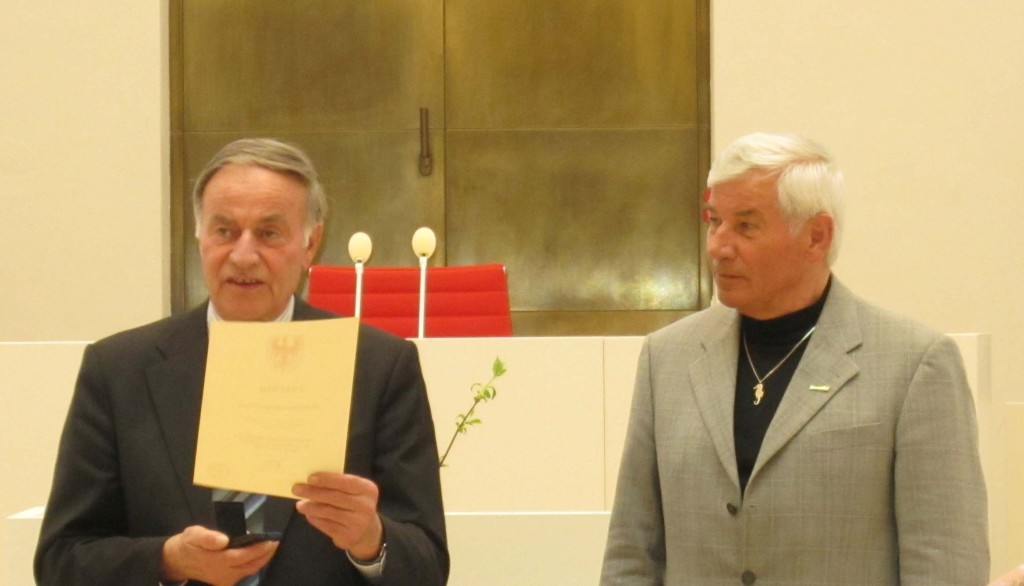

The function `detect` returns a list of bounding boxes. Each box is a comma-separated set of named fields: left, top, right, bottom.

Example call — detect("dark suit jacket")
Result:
left=35, top=298, right=449, bottom=585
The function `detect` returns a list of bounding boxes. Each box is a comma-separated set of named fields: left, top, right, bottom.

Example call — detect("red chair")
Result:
left=307, top=264, right=513, bottom=338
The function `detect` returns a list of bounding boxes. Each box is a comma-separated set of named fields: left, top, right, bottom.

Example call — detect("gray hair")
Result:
left=707, top=132, right=845, bottom=265
left=191, top=138, right=328, bottom=236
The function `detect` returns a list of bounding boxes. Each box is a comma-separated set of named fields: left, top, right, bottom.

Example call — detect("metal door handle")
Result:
left=419, top=107, right=433, bottom=176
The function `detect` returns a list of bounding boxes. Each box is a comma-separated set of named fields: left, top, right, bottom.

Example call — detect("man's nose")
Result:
left=228, top=231, right=259, bottom=266
left=706, top=227, right=737, bottom=262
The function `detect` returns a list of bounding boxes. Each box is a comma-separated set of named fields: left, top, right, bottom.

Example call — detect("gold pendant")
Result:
left=753, top=383, right=764, bottom=405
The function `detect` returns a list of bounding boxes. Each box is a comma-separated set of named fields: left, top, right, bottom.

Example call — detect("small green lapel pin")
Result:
left=809, top=384, right=831, bottom=393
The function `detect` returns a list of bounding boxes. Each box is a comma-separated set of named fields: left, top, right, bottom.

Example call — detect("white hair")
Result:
left=708, top=132, right=845, bottom=265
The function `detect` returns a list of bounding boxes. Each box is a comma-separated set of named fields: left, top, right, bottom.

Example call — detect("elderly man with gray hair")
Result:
left=601, top=132, right=988, bottom=584
left=35, top=138, right=448, bottom=586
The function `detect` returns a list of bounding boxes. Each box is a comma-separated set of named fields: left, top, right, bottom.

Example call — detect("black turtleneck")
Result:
left=734, top=279, right=831, bottom=494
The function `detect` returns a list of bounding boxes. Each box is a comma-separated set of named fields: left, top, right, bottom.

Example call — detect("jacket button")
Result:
left=726, top=503, right=739, bottom=515
left=742, top=570, right=757, bottom=585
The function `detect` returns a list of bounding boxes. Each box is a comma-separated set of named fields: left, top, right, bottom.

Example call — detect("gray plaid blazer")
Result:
left=601, top=278, right=989, bottom=585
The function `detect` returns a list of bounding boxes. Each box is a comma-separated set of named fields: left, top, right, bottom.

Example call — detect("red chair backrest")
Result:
left=307, top=264, right=513, bottom=338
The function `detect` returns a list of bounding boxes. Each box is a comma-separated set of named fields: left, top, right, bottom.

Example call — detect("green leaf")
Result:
left=492, top=357, right=507, bottom=377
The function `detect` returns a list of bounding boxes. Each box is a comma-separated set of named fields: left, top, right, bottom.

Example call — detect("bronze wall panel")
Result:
left=170, top=0, right=186, bottom=311
left=446, top=0, right=699, bottom=128
left=169, top=0, right=184, bottom=134
left=182, top=0, right=443, bottom=131
left=512, top=310, right=690, bottom=337
left=179, top=131, right=445, bottom=311
left=446, top=128, right=702, bottom=313
left=172, top=1, right=711, bottom=333
left=695, top=0, right=712, bottom=308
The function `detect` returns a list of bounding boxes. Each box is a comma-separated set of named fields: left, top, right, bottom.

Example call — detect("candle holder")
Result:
left=411, top=227, right=437, bottom=338
left=348, top=232, right=372, bottom=318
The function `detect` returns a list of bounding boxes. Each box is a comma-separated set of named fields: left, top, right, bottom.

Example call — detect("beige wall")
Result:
left=0, top=1, right=170, bottom=343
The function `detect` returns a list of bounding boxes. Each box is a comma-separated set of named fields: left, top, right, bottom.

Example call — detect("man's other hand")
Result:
left=292, top=472, right=383, bottom=561
left=160, top=525, right=278, bottom=586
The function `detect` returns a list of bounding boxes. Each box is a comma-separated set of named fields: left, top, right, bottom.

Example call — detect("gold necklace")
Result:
left=742, top=326, right=816, bottom=405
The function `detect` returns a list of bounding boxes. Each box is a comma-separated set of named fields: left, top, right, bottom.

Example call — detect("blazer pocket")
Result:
left=808, top=421, right=883, bottom=450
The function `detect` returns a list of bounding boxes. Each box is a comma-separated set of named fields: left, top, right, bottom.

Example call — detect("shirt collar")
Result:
left=206, top=296, right=296, bottom=325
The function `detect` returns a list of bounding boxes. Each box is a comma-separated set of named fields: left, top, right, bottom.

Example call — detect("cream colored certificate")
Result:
left=194, top=318, right=358, bottom=498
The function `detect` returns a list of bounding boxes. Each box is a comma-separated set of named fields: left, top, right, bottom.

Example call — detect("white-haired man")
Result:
left=601, top=132, right=988, bottom=584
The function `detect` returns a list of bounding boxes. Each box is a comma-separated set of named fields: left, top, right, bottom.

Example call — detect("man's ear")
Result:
left=304, top=223, right=325, bottom=266
left=806, top=214, right=834, bottom=261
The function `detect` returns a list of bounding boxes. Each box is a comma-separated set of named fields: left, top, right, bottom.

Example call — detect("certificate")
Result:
left=194, top=318, right=358, bottom=498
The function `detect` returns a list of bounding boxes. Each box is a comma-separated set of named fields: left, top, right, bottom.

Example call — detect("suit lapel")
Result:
left=146, top=304, right=215, bottom=523
left=749, top=280, right=862, bottom=484
left=293, top=296, right=336, bottom=321
left=688, top=308, right=743, bottom=489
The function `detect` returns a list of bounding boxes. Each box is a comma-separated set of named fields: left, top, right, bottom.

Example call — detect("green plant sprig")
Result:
left=439, top=357, right=507, bottom=468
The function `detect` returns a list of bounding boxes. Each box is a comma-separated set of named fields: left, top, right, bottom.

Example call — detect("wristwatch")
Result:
left=349, top=540, right=388, bottom=569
